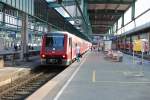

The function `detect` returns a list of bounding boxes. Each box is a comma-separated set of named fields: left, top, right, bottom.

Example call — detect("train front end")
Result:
left=40, top=33, right=69, bottom=66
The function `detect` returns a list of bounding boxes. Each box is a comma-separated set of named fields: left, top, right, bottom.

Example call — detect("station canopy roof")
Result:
left=88, top=0, right=136, bottom=34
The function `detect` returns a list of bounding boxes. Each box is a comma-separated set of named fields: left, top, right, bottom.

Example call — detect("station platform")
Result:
left=0, top=56, right=40, bottom=86
left=28, top=51, right=150, bottom=100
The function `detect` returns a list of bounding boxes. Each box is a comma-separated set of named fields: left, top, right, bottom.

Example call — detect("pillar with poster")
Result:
left=133, top=39, right=149, bottom=64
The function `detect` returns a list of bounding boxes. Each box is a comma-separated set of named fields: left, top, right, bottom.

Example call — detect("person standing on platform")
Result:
left=75, top=43, right=80, bottom=62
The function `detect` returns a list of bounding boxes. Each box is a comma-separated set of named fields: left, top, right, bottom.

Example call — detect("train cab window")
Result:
left=45, top=35, right=64, bottom=50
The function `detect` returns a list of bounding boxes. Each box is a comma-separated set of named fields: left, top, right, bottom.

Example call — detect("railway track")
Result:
left=0, top=66, right=64, bottom=100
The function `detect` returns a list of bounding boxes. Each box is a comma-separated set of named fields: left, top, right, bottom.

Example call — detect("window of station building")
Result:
left=124, top=7, right=131, bottom=25
left=0, top=12, right=2, bottom=22
left=19, top=0, right=23, bottom=11
left=5, top=14, right=16, bottom=27
left=117, top=29, right=121, bottom=35
left=135, top=0, right=150, bottom=17
left=26, top=0, right=29, bottom=13
left=12, top=0, right=16, bottom=7
left=1, top=0, right=7, bottom=3
left=22, top=0, right=26, bottom=12
left=22, top=0, right=29, bottom=13
left=6, top=0, right=12, bottom=6
left=5, top=14, right=9, bottom=23
left=31, top=0, right=34, bottom=15
left=121, top=27, right=125, bottom=34
left=44, top=27, right=48, bottom=32
left=0, top=3, right=3, bottom=23
left=15, top=0, right=20, bottom=10
left=30, top=23, right=35, bottom=30
left=118, top=17, right=122, bottom=29
left=113, top=23, right=117, bottom=32
left=135, top=10, right=150, bottom=27
left=18, top=19, right=22, bottom=27
left=55, top=7, right=70, bottom=18
left=135, top=0, right=150, bottom=27
left=29, top=0, right=32, bottom=15
left=124, top=21, right=135, bottom=32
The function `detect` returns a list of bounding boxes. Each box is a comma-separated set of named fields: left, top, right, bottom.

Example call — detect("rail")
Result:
left=0, top=66, right=64, bottom=99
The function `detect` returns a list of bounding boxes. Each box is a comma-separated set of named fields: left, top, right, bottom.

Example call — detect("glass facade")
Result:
left=0, top=0, right=34, bottom=15
left=0, top=0, right=60, bottom=51
left=115, top=0, right=150, bottom=35
left=0, top=2, right=42, bottom=51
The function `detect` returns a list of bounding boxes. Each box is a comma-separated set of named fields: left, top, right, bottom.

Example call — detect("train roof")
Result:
left=46, top=31, right=77, bottom=37
left=47, top=31, right=68, bottom=35
left=45, top=31, right=90, bottom=43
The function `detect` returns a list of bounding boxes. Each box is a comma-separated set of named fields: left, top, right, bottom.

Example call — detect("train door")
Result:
left=69, top=37, right=72, bottom=61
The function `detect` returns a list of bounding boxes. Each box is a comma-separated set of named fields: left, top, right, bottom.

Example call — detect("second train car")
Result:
left=40, top=31, right=91, bottom=66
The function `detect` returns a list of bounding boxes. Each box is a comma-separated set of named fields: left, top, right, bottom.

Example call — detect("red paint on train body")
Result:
left=40, top=31, right=91, bottom=66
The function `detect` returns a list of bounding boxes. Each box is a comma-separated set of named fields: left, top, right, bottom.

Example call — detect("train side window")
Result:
left=69, top=38, right=72, bottom=47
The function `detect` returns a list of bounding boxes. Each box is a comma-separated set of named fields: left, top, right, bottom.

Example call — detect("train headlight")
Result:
left=62, top=55, right=66, bottom=58
left=62, top=54, right=67, bottom=59
left=42, top=54, right=46, bottom=58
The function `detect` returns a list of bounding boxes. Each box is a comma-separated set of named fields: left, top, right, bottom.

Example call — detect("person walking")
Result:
left=75, top=43, right=80, bottom=62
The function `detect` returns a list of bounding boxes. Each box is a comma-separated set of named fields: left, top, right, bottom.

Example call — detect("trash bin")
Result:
left=0, top=56, right=4, bottom=68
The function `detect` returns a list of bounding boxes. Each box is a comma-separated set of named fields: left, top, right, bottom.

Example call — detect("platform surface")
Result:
left=28, top=51, right=150, bottom=100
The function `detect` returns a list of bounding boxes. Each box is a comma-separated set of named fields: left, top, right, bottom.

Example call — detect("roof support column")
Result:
left=1, top=3, right=5, bottom=27
left=110, top=27, right=112, bottom=34
left=121, top=14, right=124, bottom=34
left=75, top=0, right=88, bottom=33
left=116, top=21, right=118, bottom=33
left=80, top=0, right=86, bottom=35
left=20, top=13, right=29, bottom=61
left=131, top=1, right=135, bottom=20
left=131, top=1, right=136, bottom=27
left=84, top=0, right=92, bottom=35
left=121, top=14, right=124, bottom=28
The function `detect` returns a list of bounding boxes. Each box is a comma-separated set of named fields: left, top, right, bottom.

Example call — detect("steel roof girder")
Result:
left=88, top=9, right=124, bottom=15
left=48, top=1, right=76, bottom=8
left=88, top=0, right=136, bottom=4
left=131, top=1, right=135, bottom=20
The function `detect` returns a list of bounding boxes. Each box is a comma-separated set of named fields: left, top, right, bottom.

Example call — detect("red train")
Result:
left=40, top=31, right=92, bottom=66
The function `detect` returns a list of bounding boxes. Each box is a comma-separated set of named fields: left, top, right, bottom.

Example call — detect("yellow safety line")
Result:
left=96, top=80, right=150, bottom=84
left=92, top=70, right=96, bottom=83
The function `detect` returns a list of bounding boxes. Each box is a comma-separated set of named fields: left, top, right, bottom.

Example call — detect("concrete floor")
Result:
left=51, top=51, right=150, bottom=100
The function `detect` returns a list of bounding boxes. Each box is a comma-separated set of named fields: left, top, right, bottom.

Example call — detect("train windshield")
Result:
left=45, top=35, right=64, bottom=51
